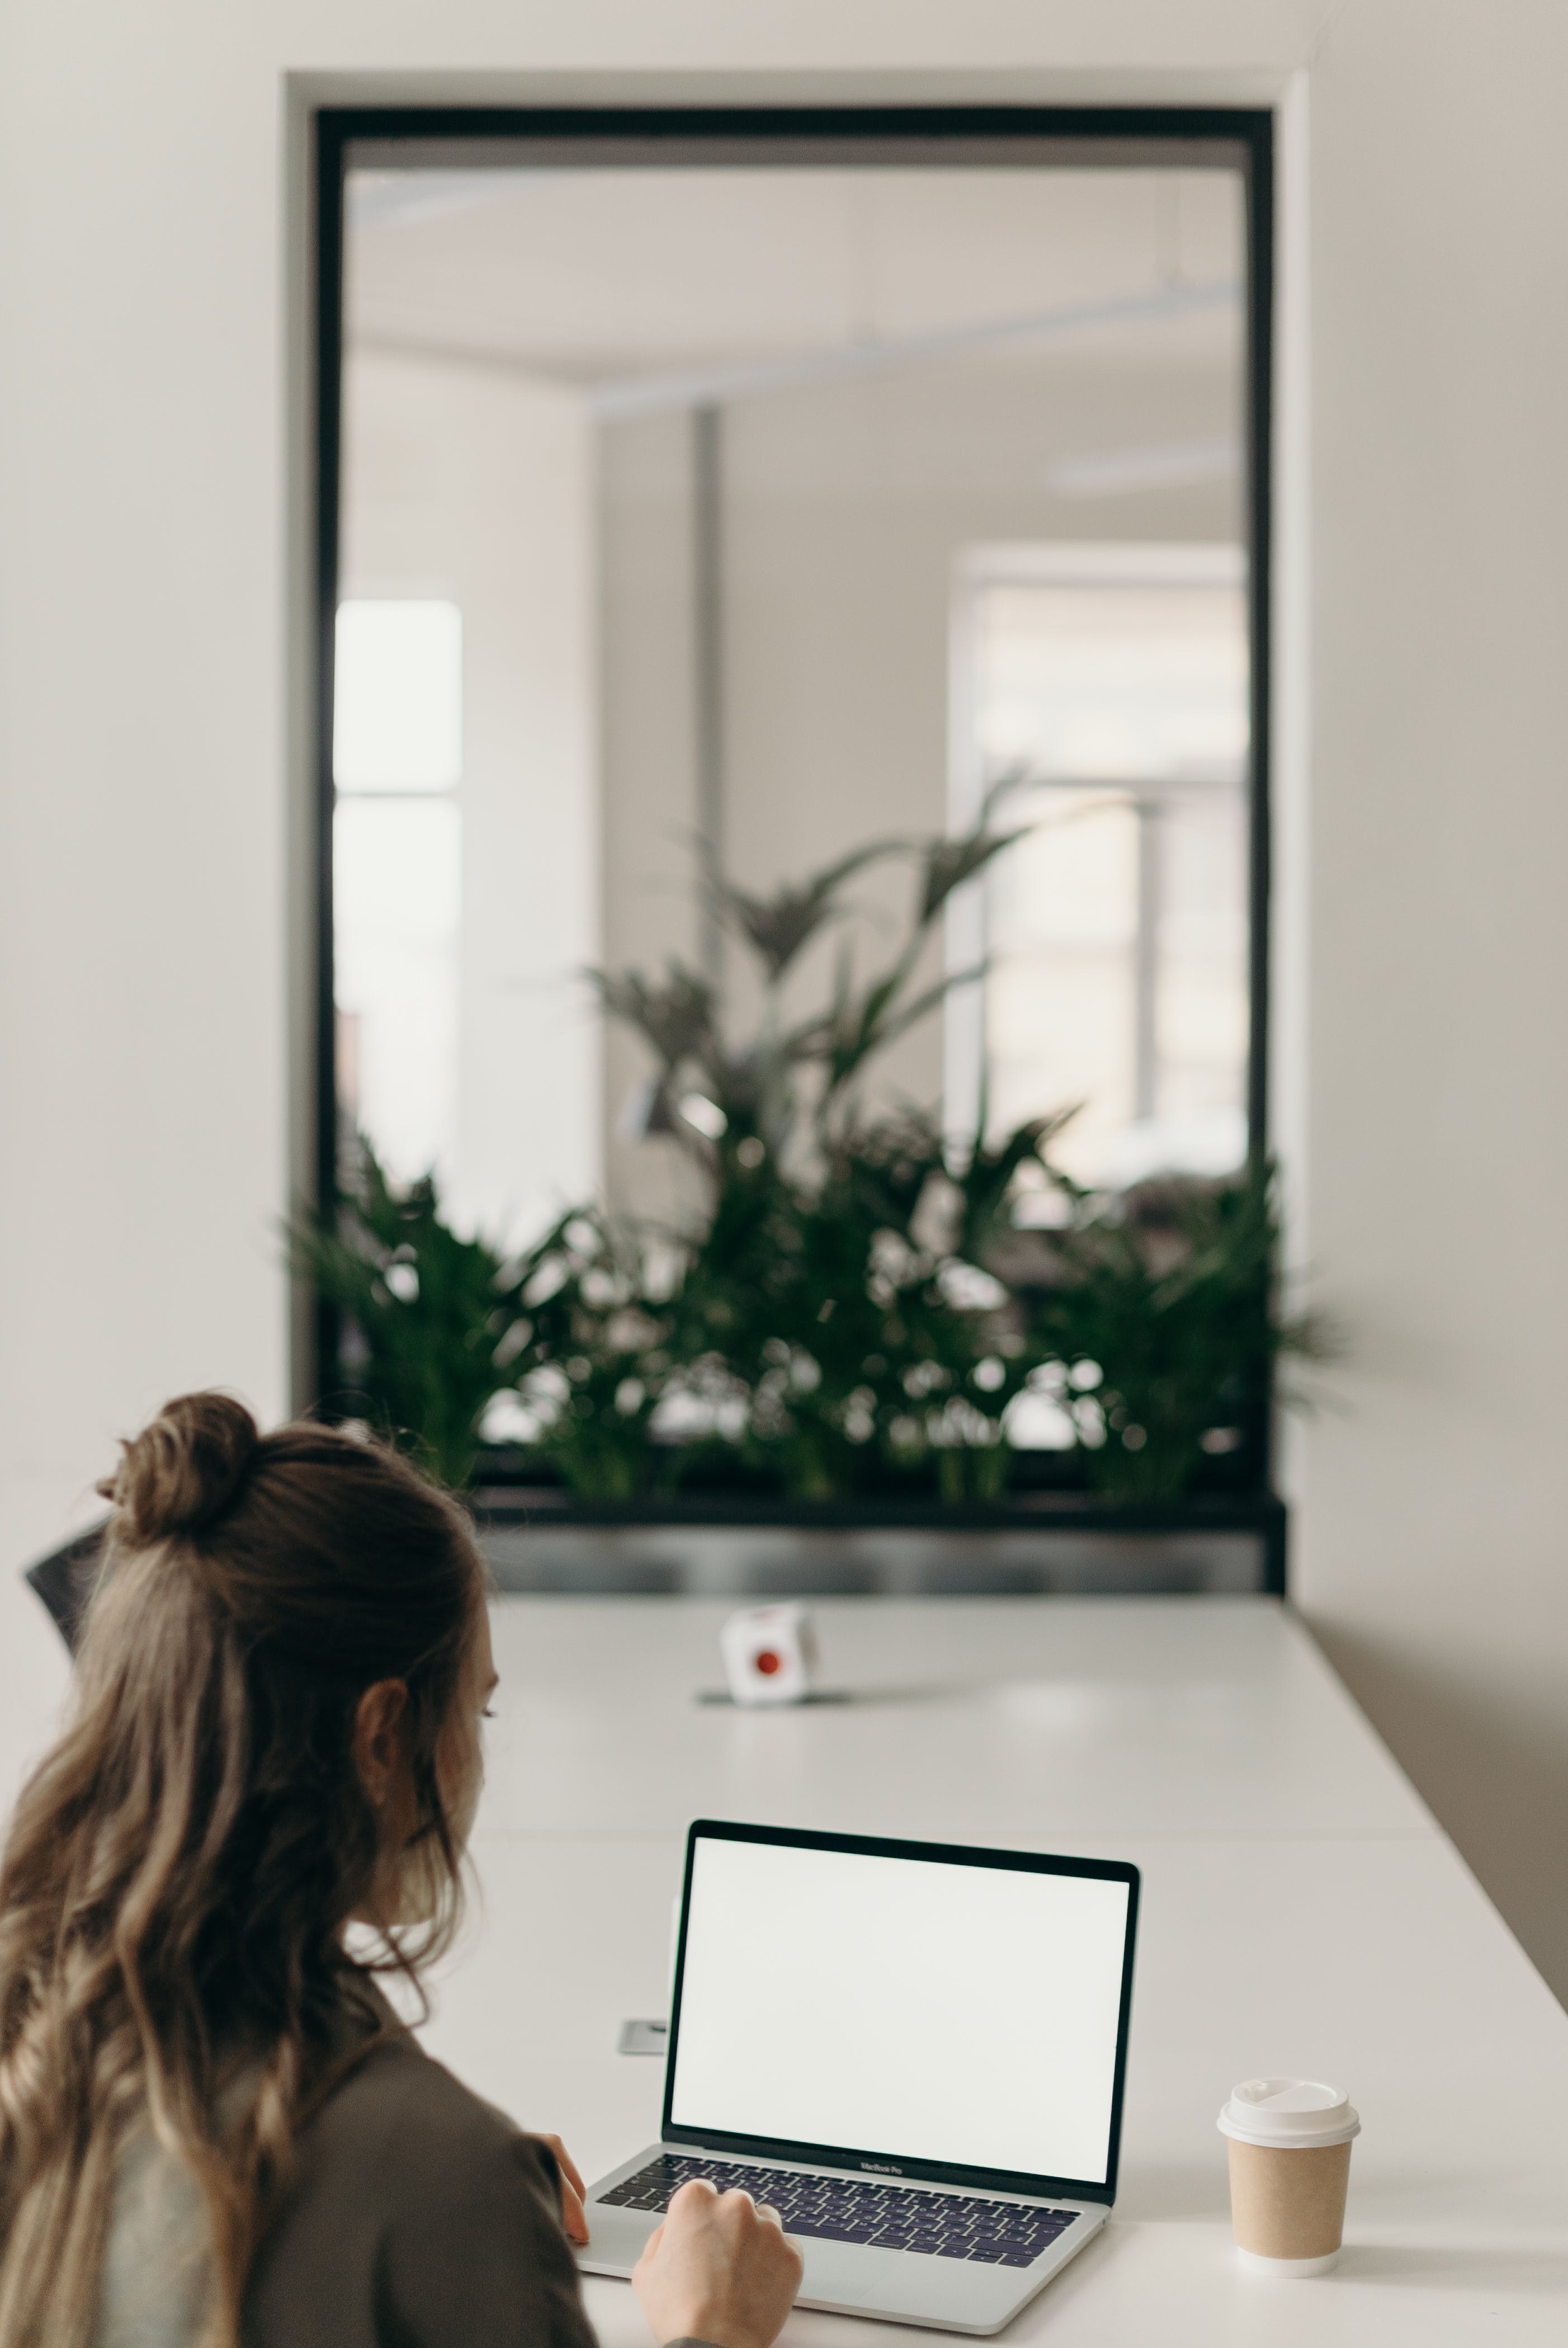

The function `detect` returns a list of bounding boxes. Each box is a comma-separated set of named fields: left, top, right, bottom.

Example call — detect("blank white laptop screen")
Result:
left=670, top=1836, right=1132, bottom=2187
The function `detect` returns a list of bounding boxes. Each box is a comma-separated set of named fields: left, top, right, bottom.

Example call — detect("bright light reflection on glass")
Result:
left=334, top=809, right=461, bottom=1184
left=970, top=557, right=1250, bottom=1190
left=334, top=600, right=462, bottom=793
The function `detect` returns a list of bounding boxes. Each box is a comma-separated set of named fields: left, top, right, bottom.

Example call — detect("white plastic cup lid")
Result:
left=1217, top=2078, right=1361, bottom=2149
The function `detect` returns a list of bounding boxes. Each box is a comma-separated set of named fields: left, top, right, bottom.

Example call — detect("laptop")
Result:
left=578, top=1819, right=1140, bottom=2335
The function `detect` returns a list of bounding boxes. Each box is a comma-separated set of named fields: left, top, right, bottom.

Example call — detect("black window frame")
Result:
left=310, top=101, right=1274, bottom=1450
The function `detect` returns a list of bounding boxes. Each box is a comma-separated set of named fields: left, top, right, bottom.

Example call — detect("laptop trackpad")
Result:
left=577, top=2205, right=660, bottom=2274
left=797, top=2238, right=1046, bottom=2326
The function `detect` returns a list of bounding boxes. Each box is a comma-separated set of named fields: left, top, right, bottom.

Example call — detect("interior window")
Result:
left=948, top=546, right=1250, bottom=1195
left=330, top=143, right=1254, bottom=1246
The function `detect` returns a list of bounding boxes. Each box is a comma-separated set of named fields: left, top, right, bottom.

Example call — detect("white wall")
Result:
left=2, top=1, right=1566, bottom=2001
left=1291, top=0, right=1568, bottom=2002
left=341, top=348, right=601, bottom=1249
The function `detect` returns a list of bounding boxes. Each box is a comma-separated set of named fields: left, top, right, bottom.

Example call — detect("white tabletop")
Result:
left=419, top=1597, right=1568, bottom=2344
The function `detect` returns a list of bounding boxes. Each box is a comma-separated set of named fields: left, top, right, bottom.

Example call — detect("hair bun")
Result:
left=99, top=1392, right=261, bottom=1541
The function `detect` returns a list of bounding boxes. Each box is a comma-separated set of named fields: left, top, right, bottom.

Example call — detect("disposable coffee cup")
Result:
left=1217, top=2078, right=1359, bottom=2276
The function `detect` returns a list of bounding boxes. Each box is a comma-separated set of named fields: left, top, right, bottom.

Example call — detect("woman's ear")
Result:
left=352, top=1678, right=410, bottom=1810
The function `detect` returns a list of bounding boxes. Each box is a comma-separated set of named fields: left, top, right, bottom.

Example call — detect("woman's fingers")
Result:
left=533, top=2130, right=590, bottom=2243
left=560, top=2172, right=589, bottom=2246
left=632, top=2175, right=802, bottom=2348
left=538, top=2130, right=587, bottom=2202
left=668, top=2177, right=719, bottom=2212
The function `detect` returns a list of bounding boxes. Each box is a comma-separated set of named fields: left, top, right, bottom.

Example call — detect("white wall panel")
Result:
left=341, top=349, right=601, bottom=1248
left=1295, top=0, right=1568, bottom=2000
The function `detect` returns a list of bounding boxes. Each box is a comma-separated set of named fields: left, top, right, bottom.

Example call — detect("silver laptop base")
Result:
left=577, top=2143, right=1108, bottom=2336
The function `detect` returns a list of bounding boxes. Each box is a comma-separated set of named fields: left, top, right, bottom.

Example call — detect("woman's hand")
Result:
left=532, top=2132, right=589, bottom=2246
left=632, top=2179, right=804, bottom=2348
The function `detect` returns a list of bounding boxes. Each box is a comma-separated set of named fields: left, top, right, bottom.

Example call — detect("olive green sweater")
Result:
left=96, top=2030, right=603, bottom=2348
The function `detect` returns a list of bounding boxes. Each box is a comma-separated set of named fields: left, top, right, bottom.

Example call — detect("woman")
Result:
left=0, top=1393, right=800, bottom=2348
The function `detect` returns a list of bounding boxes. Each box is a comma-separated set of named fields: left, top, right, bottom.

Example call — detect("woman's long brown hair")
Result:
left=0, top=1393, right=485, bottom=2348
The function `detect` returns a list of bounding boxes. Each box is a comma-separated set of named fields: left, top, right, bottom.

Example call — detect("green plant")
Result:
left=594, top=787, right=1025, bottom=1173
left=295, top=806, right=1323, bottom=1503
left=1024, top=1161, right=1323, bottom=1501
left=504, top=795, right=1066, bottom=1501
left=662, top=1107, right=1062, bottom=1501
left=287, top=1138, right=526, bottom=1490
left=509, top=1208, right=676, bottom=1500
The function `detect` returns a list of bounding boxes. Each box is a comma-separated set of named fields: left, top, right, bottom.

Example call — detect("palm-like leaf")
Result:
left=287, top=1139, right=525, bottom=1488
left=951, top=1107, right=1078, bottom=1261
left=915, top=768, right=1035, bottom=926
left=814, top=950, right=987, bottom=1101
left=590, top=962, right=715, bottom=1072
left=915, top=826, right=1030, bottom=926
left=708, top=839, right=903, bottom=984
left=1027, top=1160, right=1323, bottom=1499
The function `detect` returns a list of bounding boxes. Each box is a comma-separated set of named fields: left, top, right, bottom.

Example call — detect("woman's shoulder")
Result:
left=291, top=2023, right=571, bottom=2247
left=243, top=2028, right=589, bottom=2348
left=308, top=2026, right=540, bottom=2179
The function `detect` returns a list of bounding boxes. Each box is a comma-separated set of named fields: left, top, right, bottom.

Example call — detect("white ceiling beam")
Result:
left=585, top=277, right=1239, bottom=420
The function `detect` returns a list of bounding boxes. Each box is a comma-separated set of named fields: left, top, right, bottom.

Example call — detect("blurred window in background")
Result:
left=332, top=599, right=463, bottom=1185
left=330, top=143, right=1256, bottom=1237
left=948, top=545, right=1250, bottom=1196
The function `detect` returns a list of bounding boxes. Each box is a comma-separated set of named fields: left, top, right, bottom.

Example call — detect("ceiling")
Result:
left=344, top=166, right=1245, bottom=402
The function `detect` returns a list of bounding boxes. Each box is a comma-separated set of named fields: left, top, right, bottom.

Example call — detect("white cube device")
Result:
left=719, top=1603, right=818, bottom=1706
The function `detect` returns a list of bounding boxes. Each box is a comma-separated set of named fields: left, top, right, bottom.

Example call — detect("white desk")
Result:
left=421, top=1598, right=1568, bottom=2344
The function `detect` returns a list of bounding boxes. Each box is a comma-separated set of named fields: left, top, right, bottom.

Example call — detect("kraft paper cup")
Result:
left=1217, top=2079, right=1359, bottom=2276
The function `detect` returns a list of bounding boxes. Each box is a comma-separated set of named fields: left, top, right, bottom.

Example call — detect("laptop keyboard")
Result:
left=597, top=2153, right=1077, bottom=2266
